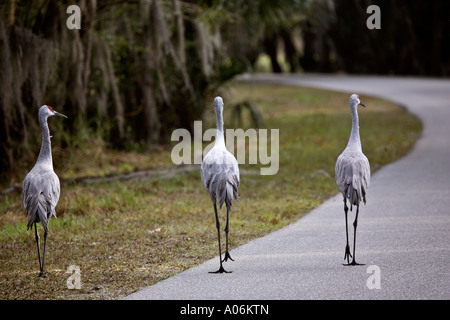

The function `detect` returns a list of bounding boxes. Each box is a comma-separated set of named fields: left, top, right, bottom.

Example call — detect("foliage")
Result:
left=0, top=0, right=244, bottom=183
left=294, top=0, right=450, bottom=74
left=0, top=0, right=446, bottom=185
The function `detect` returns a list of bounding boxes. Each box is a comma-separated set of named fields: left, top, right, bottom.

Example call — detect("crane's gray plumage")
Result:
left=201, top=149, right=239, bottom=211
left=22, top=105, right=67, bottom=277
left=335, top=94, right=370, bottom=266
left=201, top=96, right=239, bottom=273
left=335, top=150, right=370, bottom=208
left=22, top=170, right=60, bottom=232
left=201, top=155, right=239, bottom=211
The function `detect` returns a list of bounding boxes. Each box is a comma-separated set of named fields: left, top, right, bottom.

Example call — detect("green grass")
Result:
left=0, top=82, right=422, bottom=299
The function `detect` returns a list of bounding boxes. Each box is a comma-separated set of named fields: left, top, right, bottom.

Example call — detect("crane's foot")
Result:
left=38, top=271, right=48, bottom=278
left=209, top=265, right=232, bottom=274
left=343, top=245, right=352, bottom=263
left=343, top=260, right=365, bottom=266
left=222, top=251, right=234, bottom=262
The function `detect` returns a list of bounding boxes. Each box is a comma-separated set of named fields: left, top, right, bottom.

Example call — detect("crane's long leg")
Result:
left=39, top=229, right=49, bottom=277
left=34, top=223, right=42, bottom=273
left=343, top=200, right=352, bottom=264
left=222, top=207, right=234, bottom=263
left=344, top=205, right=364, bottom=266
left=209, top=203, right=230, bottom=273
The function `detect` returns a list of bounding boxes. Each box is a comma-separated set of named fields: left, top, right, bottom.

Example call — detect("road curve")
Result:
left=124, top=74, right=450, bottom=300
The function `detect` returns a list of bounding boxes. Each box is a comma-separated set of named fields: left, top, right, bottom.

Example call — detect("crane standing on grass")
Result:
left=201, top=97, right=240, bottom=273
left=22, top=105, right=67, bottom=277
left=335, top=94, right=370, bottom=266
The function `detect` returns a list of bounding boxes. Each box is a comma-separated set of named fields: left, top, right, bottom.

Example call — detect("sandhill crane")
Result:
left=201, top=97, right=240, bottom=273
left=335, top=94, right=370, bottom=266
left=22, top=105, right=67, bottom=277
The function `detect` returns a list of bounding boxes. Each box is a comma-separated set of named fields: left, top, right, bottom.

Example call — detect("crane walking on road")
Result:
left=335, top=94, right=370, bottom=266
left=201, top=97, right=240, bottom=273
left=22, top=105, right=67, bottom=277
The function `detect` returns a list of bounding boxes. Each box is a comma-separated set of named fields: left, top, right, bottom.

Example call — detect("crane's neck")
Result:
left=215, top=108, right=226, bottom=147
left=348, top=103, right=362, bottom=150
left=37, top=116, right=53, bottom=168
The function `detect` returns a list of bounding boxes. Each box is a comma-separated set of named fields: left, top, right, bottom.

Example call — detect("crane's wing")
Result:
left=335, top=152, right=370, bottom=208
left=201, top=148, right=239, bottom=210
left=22, top=170, right=60, bottom=231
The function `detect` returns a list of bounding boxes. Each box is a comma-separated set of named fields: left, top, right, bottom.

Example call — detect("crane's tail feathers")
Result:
left=224, top=182, right=239, bottom=211
left=216, top=176, right=239, bottom=211
left=26, top=194, right=54, bottom=232
left=37, top=201, right=50, bottom=232
left=26, top=194, right=39, bottom=230
left=344, top=183, right=367, bottom=210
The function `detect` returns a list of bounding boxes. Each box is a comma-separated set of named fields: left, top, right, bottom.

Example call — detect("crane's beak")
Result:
left=54, top=111, right=68, bottom=118
left=359, top=102, right=366, bottom=108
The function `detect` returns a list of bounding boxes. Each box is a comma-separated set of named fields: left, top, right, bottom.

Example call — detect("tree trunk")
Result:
left=263, top=34, right=282, bottom=73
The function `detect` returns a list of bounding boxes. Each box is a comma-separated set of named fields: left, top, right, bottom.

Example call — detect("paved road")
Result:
left=124, top=74, right=450, bottom=300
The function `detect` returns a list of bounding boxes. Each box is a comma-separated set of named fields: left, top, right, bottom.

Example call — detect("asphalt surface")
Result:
left=124, top=74, right=450, bottom=300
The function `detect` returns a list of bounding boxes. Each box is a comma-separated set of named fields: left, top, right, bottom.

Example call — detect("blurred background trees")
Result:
left=0, top=0, right=448, bottom=183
